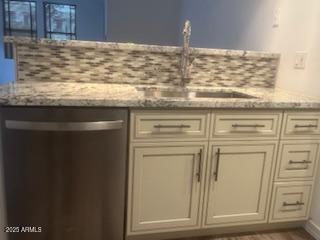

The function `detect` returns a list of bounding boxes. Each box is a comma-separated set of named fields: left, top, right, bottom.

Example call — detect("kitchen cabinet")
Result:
left=130, top=110, right=210, bottom=142
left=282, top=112, right=320, bottom=139
left=127, top=109, right=320, bottom=237
left=269, top=111, right=320, bottom=223
left=127, top=143, right=207, bottom=234
left=204, top=142, right=276, bottom=226
left=211, top=111, right=282, bottom=140
left=275, top=140, right=320, bottom=181
left=269, top=182, right=313, bottom=222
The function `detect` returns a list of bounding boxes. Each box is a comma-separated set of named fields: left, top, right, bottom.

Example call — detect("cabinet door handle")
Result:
left=294, top=124, right=318, bottom=128
left=283, top=201, right=305, bottom=207
left=213, top=148, right=221, bottom=182
left=153, top=124, right=191, bottom=129
left=196, top=149, right=202, bottom=182
left=232, top=124, right=265, bottom=128
left=289, top=160, right=312, bottom=164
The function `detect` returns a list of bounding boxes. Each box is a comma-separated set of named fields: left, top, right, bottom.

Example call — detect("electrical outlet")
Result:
left=294, top=52, right=308, bottom=69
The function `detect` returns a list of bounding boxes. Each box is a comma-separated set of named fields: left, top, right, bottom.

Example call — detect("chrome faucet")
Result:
left=180, top=20, right=192, bottom=87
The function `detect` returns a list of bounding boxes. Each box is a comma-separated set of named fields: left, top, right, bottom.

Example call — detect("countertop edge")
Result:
left=4, top=36, right=281, bottom=59
left=1, top=83, right=319, bottom=110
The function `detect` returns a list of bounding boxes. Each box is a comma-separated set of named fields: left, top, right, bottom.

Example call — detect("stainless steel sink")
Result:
left=194, top=91, right=256, bottom=99
left=142, top=89, right=189, bottom=98
left=139, top=88, right=257, bottom=99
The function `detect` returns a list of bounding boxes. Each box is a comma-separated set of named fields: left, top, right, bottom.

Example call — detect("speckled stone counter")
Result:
left=0, top=82, right=319, bottom=109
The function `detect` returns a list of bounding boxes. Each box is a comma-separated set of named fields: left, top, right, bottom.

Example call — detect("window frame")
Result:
left=43, top=2, right=77, bottom=40
left=2, top=0, right=37, bottom=38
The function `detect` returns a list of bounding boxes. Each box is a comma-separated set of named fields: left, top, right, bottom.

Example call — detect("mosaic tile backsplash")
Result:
left=7, top=37, right=280, bottom=88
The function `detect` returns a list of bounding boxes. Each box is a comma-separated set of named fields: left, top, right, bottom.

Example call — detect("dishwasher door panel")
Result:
left=1, top=107, right=128, bottom=240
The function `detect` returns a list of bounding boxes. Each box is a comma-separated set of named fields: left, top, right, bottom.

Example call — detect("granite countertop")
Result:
left=0, top=82, right=319, bottom=109
left=5, top=36, right=280, bottom=59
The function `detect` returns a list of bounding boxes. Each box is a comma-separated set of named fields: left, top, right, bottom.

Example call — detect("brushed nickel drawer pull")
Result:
left=213, top=148, right=221, bottom=182
left=232, top=124, right=265, bottom=128
left=294, top=124, right=318, bottom=128
left=283, top=201, right=305, bottom=207
left=153, top=124, right=191, bottom=129
left=196, top=149, right=202, bottom=182
left=289, top=160, right=312, bottom=164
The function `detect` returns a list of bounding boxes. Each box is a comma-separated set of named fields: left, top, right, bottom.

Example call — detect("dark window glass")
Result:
left=3, top=0, right=37, bottom=37
left=3, top=0, right=37, bottom=58
left=44, top=3, right=76, bottom=40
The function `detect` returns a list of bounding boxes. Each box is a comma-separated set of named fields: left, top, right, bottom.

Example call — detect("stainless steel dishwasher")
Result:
left=0, top=107, right=128, bottom=240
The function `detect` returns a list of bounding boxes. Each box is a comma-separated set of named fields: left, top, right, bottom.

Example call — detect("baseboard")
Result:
left=305, top=220, right=320, bottom=240
left=127, top=221, right=305, bottom=240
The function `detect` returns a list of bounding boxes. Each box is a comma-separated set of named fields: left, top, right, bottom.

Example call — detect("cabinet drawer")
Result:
left=282, top=112, right=320, bottom=139
left=275, top=140, right=320, bottom=181
left=269, top=182, right=313, bottom=223
left=211, top=111, right=281, bottom=140
left=130, top=110, right=210, bottom=141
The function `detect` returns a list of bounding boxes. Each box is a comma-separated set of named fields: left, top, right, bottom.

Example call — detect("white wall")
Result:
left=267, top=1, right=320, bottom=100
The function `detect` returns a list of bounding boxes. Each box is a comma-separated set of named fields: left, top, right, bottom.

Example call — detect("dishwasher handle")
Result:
left=5, top=120, right=124, bottom=131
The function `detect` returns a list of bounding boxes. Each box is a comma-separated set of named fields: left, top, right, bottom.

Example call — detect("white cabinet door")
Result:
left=128, top=143, right=206, bottom=234
left=204, top=142, right=276, bottom=227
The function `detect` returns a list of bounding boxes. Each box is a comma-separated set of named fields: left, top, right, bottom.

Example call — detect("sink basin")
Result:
left=194, top=91, right=256, bottom=99
left=142, top=89, right=189, bottom=98
left=139, top=89, right=256, bottom=99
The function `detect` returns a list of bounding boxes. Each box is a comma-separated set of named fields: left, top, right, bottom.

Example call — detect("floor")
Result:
left=178, top=228, right=315, bottom=240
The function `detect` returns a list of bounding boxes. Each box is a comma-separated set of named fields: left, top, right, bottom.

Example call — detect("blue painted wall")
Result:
left=179, top=0, right=276, bottom=51
left=0, top=0, right=106, bottom=83
left=107, top=0, right=183, bottom=46
left=35, top=0, right=106, bottom=40
left=106, top=0, right=277, bottom=51
left=0, top=1, right=16, bottom=84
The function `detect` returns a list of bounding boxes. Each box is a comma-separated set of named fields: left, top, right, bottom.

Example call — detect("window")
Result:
left=3, top=0, right=37, bottom=37
left=3, top=0, right=36, bottom=58
left=44, top=3, right=76, bottom=40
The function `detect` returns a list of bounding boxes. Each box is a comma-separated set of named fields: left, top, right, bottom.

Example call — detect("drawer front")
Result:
left=130, top=110, right=210, bottom=141
left=270, top=182, right=312, bottom=223
left=211, top=111, right=281, bottom=139
left=283, top=112, right=320, bottom=139
left=275, top=141, right=320, bottom=181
